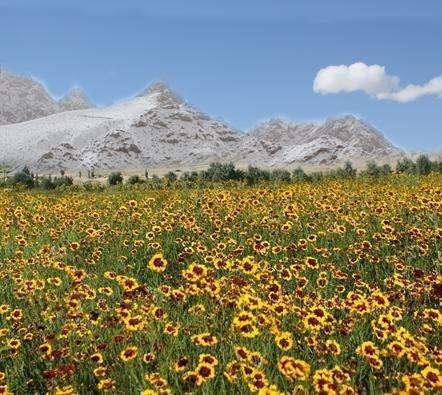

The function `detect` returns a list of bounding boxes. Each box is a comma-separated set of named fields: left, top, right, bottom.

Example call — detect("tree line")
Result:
left=1, top=154, right=440, bottom=190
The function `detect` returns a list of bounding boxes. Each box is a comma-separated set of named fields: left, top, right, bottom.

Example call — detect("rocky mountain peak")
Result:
left=59, top=87, right=95, bottom=111
left=0, top=69, right=60, bottom=125
left=137, top=81, right=184, bottom=109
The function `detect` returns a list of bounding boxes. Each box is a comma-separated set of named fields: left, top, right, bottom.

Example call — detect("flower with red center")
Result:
left=120, top=346, right=138, bottom=362
left=148, top=253, right=168, bottom=272
left=421, top=366, right=441, bottom=388
left=278, top=356, right=310, bottom=381
left=325, top=340, right=341, bottom=356
left=195, top=363, right=215, bottom=384
left=142, top=353, right=156, bottom=363
left=275, top=331, right=293, bottom=351
left=199, top=354, right=218, bottom=366
left=10, top=309, right=23, bottom=321
left=305, top=257, right=319, bottom=269
left=90, top=352, right=104, bottom=364
left=357, top=341, right=380, bottom=358
left=173, top=356, right=189, bottom=372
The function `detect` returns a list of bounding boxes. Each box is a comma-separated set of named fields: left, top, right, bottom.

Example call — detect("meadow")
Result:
left=0, top=173, right=440, bottom=394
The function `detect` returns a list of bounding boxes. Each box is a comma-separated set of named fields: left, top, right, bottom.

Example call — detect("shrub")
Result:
left=11, top=166, right=35, bottom=188
left=270, top=169, right=291, bottom=182
left=127, top=175, right=142, bottom=185
left=245, top=166, right=271, bottom=185
left=364, top=161, right=381, bottom=178
left=181, top=171, right=199, bottom=183
left=39, top=175, right=73, bottom=190
left=415, top=154, right=432, bottom=175
left=108, top=172, right=123, bottom=186
left=379, top=163, right=392, bottom=176
left=40, top=176, right=56, bottom=190
left=53, top=176, right=73, bottom=188
left=342, top=161, right=357, bottom=178
left=201, top=162, right=244, bottom=182
left=396, top=158, right=416, bottom=174
left=292, top=167, right=308, bottom=182
left=165, top=171, right=177, bottom=182
left=309, top=171, right=324, bottom=183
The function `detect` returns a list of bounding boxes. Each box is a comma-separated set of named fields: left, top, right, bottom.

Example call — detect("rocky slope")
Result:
left=59, top=87, right=95, bottom=111
left=0, top=70, right=61, bottom=125
left=238, top=115, right=402, bottom=166
left=0, top=70, right=404, bottom=171
left=0, top=82, right=242, bottom=171
left=0, top=70, right=95, bottom=125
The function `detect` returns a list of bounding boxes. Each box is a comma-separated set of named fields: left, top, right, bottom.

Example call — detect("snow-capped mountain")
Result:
left=0, top=70, right=404, bottom=172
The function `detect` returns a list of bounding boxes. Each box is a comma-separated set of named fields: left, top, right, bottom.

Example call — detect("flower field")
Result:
left=0, top=174, right=440, bottom=394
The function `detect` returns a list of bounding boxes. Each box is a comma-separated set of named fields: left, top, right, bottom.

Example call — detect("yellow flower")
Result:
left=120, top=346, right=138, bottom=362
left=278, top=356, right=310, bottom=381
left=275, top=331, right=293, bottom=351
left=148, top=253, right=168, bottom=272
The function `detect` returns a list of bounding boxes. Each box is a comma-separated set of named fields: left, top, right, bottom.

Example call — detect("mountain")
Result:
left=0, top=70, right=95, bottom=125
left=0, top=71, right=404, bottom=172
left=237, top=115, right=402, bottom=166
left=0, top=70, right=60, bottom=125
left=0, top=81, right=241, bottom=171
left=59, top=87, right=95, bottom=111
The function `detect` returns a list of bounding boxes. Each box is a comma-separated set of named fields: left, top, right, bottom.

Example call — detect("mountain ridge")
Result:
left=0, top=70, right=405, bottom=172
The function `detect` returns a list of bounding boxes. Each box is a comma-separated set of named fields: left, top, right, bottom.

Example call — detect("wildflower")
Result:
left=120, top=346, right=138, bottom=362
left=278, top=356, right=310, bottom=381
left=275, top=331, right=293, bottom=351
left=195, top=363, right=216, bottom=384
left=148, top=253, right=168, bottom=272
left=97, top=379, right=116, bottom=391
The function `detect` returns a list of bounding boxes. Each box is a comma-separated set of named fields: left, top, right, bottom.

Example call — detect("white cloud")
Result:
left=313, top=62, right=442, bottom=103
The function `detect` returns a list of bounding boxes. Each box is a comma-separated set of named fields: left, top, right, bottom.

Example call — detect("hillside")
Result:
left=0, top=71, right=405, bottom=172
left=238, top=116, right=402, bottom=167
left=0, top=81, right=241, bottom=171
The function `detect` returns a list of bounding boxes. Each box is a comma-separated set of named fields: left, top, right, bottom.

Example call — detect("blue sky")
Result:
left=0, top=0, right=441, bottom=150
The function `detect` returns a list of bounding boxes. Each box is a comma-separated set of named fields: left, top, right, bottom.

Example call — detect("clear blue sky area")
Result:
left=1, top=0, right=441, bottom=149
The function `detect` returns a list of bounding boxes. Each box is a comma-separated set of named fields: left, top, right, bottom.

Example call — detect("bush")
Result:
left=379, top=163, right=392, bottom=176
left=165, top=171, right=177, bottom=182
left=108, top=172, right=123, bottom=186
left=39, top=175, right=73, bottom=190
left=415, top=154, right=432, bottom=175
left=270, top=169, right=291, bottom=182
left=245, top=166, right=270, bottom=185
left=292, top=167, right=309, bottom=182
left=342, top=161, right=357, bottom=178
left=181, top=171, right=199, bottom=183
left=127, top=175, right=142, bottom=185
left=201, top=162, right=244, bottom=182
left=11, top=166, right=35, bottom=188
left=309, top=171, right=324, bottom=183
left=53, top=176, right=73, bottom=188
left=364, top=161, right=381, bottom=178
left=40, top=176, right=56, bottom=190
left=396, top=158, right=416, bottom=174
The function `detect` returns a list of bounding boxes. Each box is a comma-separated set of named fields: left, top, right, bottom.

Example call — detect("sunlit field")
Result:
left=0, top=174, right=440, bottom=394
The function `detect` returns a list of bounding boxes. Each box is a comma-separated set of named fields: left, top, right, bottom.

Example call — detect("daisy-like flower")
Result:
left=120, top=346, right=138, bottom=362
left=278, top=356, right=310, bottom=381
left=195, top=363, right=216, bottom=384
left=148, top=252, right=168, bottom=272
left=275, top=331, right=293, bottom=351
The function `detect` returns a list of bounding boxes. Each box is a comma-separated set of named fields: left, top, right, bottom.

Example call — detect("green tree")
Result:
left=415, top=154, right=431, bottom=175
left=108, top=172, right=123, bottom=186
